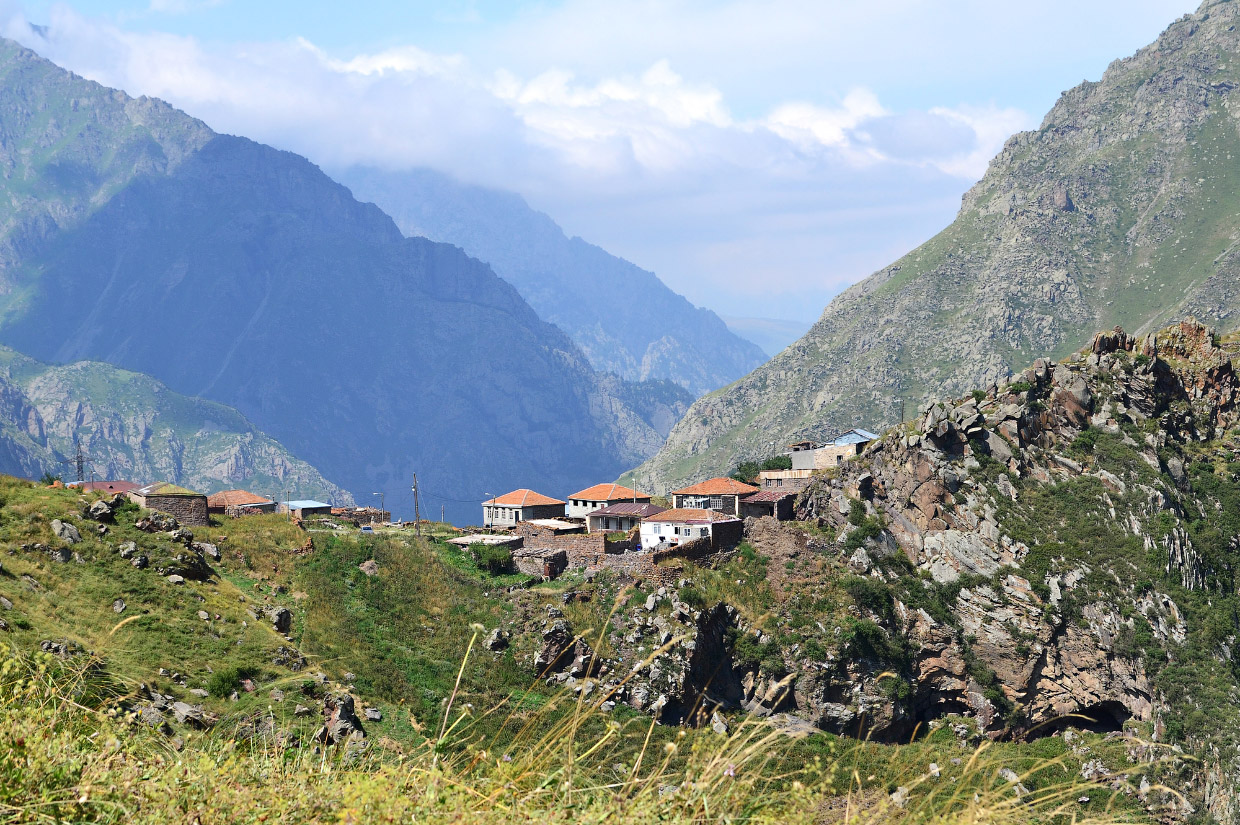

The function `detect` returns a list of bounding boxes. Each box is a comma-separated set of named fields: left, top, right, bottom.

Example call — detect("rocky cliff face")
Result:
left=526, top=320, right=1240, bottom=822
left=0, top=348, right=351, bottom=501
left=340, top=167, right=768, bottom=396
left=0, top=37, right=678, bottom=522
left=638, top=0, right=1240, bottom=492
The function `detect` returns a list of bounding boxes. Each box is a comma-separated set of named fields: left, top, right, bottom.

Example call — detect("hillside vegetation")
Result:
left=0, top=477, right=1163, bottom=823
left=639, top=0, right=1240, bottom=492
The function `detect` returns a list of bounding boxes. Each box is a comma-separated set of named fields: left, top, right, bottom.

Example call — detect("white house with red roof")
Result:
left=482, top=489, right=566, bottom=528
left=639, top=507, right=742, bottom=550
left=566, top=482, right=651, bottom=519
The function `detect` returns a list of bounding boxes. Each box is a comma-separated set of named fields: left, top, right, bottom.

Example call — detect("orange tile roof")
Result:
left=645, top=508, right=739, bottom=524
left=671, top=477, right=759, bottom=496
left=569, top=482, right=650, bottom=501
left=484, top=489, right=565, bottom=507
left=207, top=489, right=273, bottom=508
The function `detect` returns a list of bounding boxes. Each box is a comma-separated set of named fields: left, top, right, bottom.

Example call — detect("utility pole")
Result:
left=74, top=441, right=85, bottom=484
left=372, top=491, right=384, bottom=515
left=440, top=504, right=445, bottom=523
left=411, top=474, right=422, bottom=537
left=285, top=488, right=291, bottom=522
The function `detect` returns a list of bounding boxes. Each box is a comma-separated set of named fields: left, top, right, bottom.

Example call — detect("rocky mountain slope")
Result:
left=340, top=167, right=768, bottom=396
left=0, top=36, right=681, bottom=522
left=526, top=319, right=1240, bottom=821
left=0, top=346, right=350, bottom=501
left=638, top=0, right=1240, bottom=491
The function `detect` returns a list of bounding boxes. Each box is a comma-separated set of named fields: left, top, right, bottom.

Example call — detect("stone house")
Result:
left=128, top=482, right=209, bottom=526
left=565, top=482, right=651, bottom=519
left=739, top=490, right=797, bottom=521
left=670, top=477, right=758, bottom=516
left=789, top=429, right=879, bottom=471
left=640, top=508, right=743, bottom=551
left=586, top=501, right=666, bottom=534
left=482, top=489, right=565, bottom=528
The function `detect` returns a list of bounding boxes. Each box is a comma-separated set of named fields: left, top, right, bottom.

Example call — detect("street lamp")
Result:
left=372, top=491, right=384, bottom=514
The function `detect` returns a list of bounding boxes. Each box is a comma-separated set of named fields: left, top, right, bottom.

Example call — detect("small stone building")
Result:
left=129, top=482, right=209, bottom=526
left=789, top=429, right=879, bottom=471
left=670, top=477, right=758, bottom=516
left=739, top=490, right=796, bottom=521
left=482, top=489, right=565, bottom=528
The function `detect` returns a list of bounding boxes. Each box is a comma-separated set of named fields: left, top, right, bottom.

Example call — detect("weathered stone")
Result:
left=316, top=691, right=366, bottom=745
left=50, top=519, right=82, bottom=544
left=358, top=559, right=379, bottom=577
left=266, top=606, right=293, bottom=634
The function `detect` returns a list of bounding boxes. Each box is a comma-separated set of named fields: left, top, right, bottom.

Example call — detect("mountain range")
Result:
left=0, top=36, right=691, bottom=522
left=340, top=166, right=768, bottom=396
left=636, top=0, right=1240, bottom=491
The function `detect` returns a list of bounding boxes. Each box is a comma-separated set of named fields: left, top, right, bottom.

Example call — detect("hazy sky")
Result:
left=2, top=0, right=1199, bottom=321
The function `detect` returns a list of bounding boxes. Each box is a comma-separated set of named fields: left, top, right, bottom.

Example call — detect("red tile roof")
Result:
left=484, top=489, right=565, bottom=507
left=644, top=508, right=740, bottom=524
left=207, top=489, right=274, bottom=508
left=672, top=477, right=759, bottom=496
left=569, top=482, right=650, bottom=501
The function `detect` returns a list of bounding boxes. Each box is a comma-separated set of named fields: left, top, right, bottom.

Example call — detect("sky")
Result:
left=0, top=0, right=1200, bottom=322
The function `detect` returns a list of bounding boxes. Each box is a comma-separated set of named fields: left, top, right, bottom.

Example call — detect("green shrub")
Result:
left=206, top=665, right=256, bottom=698
left=471, top=543, right=513, bottom=575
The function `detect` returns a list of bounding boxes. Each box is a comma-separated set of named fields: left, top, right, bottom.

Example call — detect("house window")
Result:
left=709, top=496, right=723, bottom=510
left=777, top=478, right=783, bottom=487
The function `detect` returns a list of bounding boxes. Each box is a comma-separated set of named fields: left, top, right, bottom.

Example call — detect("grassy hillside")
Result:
left=0, top=478, right=1162, bottom=823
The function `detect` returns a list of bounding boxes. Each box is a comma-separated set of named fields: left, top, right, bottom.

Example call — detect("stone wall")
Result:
left=512, top=548, right=568, bottom=579
left=141, top=494, right=208, bottom=526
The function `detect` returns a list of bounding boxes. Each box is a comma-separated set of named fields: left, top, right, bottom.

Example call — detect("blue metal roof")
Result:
left=831, top=429, right=879, bottom=445
left=286, top=499, right=330, bottom=509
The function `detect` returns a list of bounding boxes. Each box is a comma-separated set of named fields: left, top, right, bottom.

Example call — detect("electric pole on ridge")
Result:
left=411, top=474, right=422, bottom=537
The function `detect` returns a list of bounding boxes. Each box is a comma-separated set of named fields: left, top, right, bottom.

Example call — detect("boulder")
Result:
left=266, top=606, right=293, bottom=634
left=535, top=620, right=575, bottom=673
left=50, top=519, right=82, bottom=545
left=194, top=542, right=221, bottom=562
left=484, top=627, right=510, bottom=651
left=171, top=701, right=216, bottom=728
left=135, top=513, right=179, bottom=533
left=364, top=707, right=382, bottom=722
left=86, top=499, right=115, bottom=522
left=118, top=541, right=137, bottom=559
left=112, top=598, right=126, bottom=614
left=132, top=555, right=149, bottom=570
left=166, top=574, right=184, bottom=585
left=317, top=691, right=366, bottom=745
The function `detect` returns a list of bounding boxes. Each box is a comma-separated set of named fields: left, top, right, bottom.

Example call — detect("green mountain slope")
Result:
left=637, top=0, right=1240, bottom=491
left=0, top=36, right=676, bottom=522
left=0, top=347, right=350, bottom=501
left=340, top=167, right=768, bottom=396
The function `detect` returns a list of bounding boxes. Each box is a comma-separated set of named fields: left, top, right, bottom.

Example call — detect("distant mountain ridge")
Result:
left=340, top=167, right=768, bottom=396
left=637, top=0, right=1240, bottom=491
left=0, top=35, right=683, bottom=522
left=0, top=346, right=351, bottom=502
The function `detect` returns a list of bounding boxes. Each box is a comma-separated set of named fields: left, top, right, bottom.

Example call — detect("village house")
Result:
left=331, top=505, right=391, bottom=525
left=207, top=489, right=276, bottom=515
left=670, top=477, right=758, bottom=516
left=640, top=508, right=743, bottom=551
left=565, top=482, right=650, bottom=519
left=739, top=490, right=797, bottom=521
left=128, top=482, right=209, bottom=526
left=279, top=499, right=332, bottom=519
left=482, top=489, right=565, bottom=528
left=586, top=501, right=666, bottom=534
left=789, top=429, right=879, bottom=471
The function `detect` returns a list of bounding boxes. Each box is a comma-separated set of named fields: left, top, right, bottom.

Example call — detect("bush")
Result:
left=206, top=666, right=256, bottom=698
left=471, top=543, right=513, bottom=575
